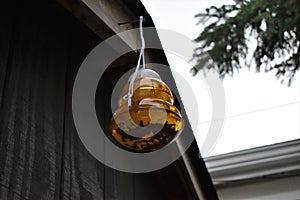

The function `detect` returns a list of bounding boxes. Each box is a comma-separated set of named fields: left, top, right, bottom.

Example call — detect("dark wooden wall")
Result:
left=0, top=0, right=217, bottom=199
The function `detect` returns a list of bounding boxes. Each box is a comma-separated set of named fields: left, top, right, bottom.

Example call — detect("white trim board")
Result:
left=205, top=139, right=300, bottom=185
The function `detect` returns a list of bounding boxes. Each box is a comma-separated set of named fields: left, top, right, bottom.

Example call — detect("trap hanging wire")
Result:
left=123, top=16, right=146, bottom=106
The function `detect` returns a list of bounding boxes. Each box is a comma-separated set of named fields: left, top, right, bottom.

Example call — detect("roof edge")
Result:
left=204, top=139, right=300, bottom=185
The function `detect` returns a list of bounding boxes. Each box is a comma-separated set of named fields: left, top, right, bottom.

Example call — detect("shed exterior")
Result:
left=0, top=0, right=217, bottom=199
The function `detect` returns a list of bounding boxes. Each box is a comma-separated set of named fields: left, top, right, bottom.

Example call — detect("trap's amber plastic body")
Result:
left=110, top=69, right=184, bottom=152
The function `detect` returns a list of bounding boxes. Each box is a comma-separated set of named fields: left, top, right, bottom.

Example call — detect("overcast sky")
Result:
left=141, top=0, right=300, bottom=157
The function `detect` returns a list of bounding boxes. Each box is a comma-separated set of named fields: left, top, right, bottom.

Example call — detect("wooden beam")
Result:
left=56, top=0, right=138, bottom=51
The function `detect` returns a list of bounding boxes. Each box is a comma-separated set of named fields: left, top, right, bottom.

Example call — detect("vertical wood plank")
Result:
left=97, top=59, right=137, bottom=200
left=60, top=16, right=105, bottom=200
left=0, top=1, right=14, bottom=108
left=0, top=1, right=69, bottom=199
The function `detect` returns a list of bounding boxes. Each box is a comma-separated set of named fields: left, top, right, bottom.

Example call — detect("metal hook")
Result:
left=118, top=17, right=146, bottom=26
